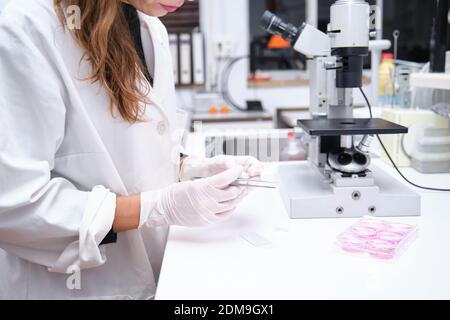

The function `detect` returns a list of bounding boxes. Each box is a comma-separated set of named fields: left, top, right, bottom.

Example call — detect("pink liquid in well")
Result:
left=338, top=234, right=366, bottom=253
left=367, top=239, right=397, bottom=260
left=351, top=226, right=377, bottom=239
left=378, top=231, right=405, bottom=244
left=359, top=219, right=389, bottom=231
left=387, top=223, right=413, bottom=236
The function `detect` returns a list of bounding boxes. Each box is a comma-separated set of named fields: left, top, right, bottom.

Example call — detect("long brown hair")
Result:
left=54, top=0, right=150, bottom=123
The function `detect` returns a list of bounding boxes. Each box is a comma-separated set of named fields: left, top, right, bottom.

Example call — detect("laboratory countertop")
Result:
left=156, top=160, right=450, bottom=300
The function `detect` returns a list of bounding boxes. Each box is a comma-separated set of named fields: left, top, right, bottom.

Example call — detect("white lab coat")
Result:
left=0, top=0, right=185, bottom=299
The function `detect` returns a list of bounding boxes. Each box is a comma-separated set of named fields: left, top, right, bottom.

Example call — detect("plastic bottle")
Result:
left=379, top=53, right=395, bottom=105
left=281, top=131, right=307, bottom=161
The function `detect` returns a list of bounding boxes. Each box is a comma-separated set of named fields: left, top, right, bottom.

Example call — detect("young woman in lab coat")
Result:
left=0, top=0, right=262, bottom=299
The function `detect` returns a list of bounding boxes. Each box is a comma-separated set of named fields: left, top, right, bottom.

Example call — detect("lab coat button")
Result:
left=157, top=121, right=167, bottom=135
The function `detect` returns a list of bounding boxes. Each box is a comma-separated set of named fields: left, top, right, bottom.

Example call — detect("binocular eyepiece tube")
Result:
left=259, top=11, right=301, bottom=44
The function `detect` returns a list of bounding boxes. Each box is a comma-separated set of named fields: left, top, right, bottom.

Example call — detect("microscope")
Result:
left=260, top=0, right=421, bottom=218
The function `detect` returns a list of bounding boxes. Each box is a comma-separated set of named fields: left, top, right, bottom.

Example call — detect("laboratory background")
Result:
left=1, top=0, right=450, bottom=301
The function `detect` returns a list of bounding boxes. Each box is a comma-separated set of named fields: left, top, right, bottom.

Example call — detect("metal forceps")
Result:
left=230, top=179, right=277, bottom=189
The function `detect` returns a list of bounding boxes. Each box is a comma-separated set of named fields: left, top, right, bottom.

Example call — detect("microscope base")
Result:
left=277, top=162, right=421, bottom=219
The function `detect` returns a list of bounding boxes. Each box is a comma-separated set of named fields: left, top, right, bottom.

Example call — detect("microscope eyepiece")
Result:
left=259, top=11, right=301, bottom=44
left=260, top=11, right=277, bottom=31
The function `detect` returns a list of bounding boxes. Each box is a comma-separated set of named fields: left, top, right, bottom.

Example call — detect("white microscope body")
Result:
left=261, top=0, right=421, bottom=218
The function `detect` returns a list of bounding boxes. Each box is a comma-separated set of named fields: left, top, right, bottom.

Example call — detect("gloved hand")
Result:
left=140, top=166, right=248, bottom=228
left=180, top=155, right=263, bottom=182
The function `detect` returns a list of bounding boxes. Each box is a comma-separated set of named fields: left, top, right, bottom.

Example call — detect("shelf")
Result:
left=248, top=79, right=309, bottom=88
left=191, top=112, right=273, bottom=123
left=176, top=84, right=205, bottom=90
left=410, top=73, right=450, bottom=90
left=247, top=75, right=371, bottom=89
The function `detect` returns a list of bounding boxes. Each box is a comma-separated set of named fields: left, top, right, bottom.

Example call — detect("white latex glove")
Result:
left=180, top=155, right=263, bottom=182
left=140, top=166, right=248, bottom=228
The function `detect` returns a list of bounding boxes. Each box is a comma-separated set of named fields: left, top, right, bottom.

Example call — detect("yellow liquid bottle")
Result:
left=379, top=53, right=395, bottom=105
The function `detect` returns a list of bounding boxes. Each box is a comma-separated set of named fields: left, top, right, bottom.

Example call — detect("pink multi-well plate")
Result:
left=336, top=217, right=418, bottom=261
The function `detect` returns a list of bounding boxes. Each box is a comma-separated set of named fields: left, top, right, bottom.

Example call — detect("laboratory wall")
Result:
left=176, top=0, right=371, bottom=115
left=199, top=0, right=311, bottom=113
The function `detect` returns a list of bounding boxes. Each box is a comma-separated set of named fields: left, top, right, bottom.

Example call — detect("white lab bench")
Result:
left=156, top=158, right=450, bottom=300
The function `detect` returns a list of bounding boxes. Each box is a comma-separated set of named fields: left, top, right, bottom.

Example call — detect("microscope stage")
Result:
left=298, top=118, right=408, bottom=136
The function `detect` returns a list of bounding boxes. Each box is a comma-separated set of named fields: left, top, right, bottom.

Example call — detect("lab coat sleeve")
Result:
left=0, top=18, right=116, bottom=273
